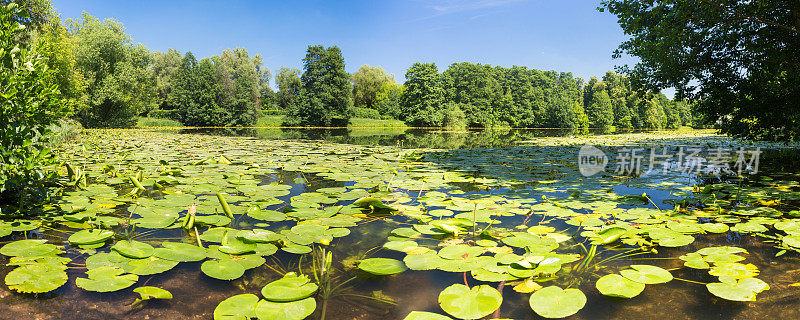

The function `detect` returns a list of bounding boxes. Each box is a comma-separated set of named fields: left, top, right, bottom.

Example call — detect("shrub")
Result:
left=148, top=109, right=180, bottom=121
left=353, top=107, right=382, bottom=119
left=1, top=3, right=68, bottom=213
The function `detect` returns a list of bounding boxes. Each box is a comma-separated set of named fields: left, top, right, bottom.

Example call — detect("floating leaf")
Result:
left=154, top=242, right=207, bottom=262
left=214, top=294, right=259, bottom=320
left=707, top=277, right=770, bottom=301
left=403, top=311, right=453, bottom=320
left=619, top=265, right=673, bottom=284
left=438, top=284, right=502, bottom=320
left=254, top=297, right=316, bottom=320
left=260, top=274, right=318, bottom=302
left=112, top=240, right=154, bottom=259
left=358, top=258, right=407, bottom=275
left=69, top=229, right=115, bottom=245
left=596, top=274, right=645, bottom=298
left=529, top=286, right=586, bottom=318
left=76, top=266, right=138, bottom=292
left=202, top=260, right=246, bottom=280
left=0, top=239, right=59, bottom=257
left=5, top=263, right=68, bottom=293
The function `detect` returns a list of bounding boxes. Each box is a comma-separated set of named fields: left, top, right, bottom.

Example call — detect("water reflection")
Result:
left=176, top=127, right=643, bottom=149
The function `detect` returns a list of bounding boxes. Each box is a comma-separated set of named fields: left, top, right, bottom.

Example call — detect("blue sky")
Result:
left=52, top=0, right=639, bottom=88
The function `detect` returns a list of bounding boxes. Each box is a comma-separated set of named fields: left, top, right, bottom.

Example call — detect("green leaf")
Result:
left=529, top=286, right=586, bottom=318
left=619, top=265, right=673, bottom=284
left=111, top=240, right=154, bottom=259
left=260, top=274, right=319, bottom=302
left=438, top=284, right=502, bottom=320
left=358, top=258, right=407, bottom=275
left=403, top=311, right=453, bottom=320
left=213, top=294, right=259, bottom=320
left=202, top=260, right=246, bottom=280
left=596, top=274, right=645, bottom=298
left=69, top=229, right=115, bottom=245
left=0, top=239, right=59, bottom=257
left=253, top=297, right=316, bottom=320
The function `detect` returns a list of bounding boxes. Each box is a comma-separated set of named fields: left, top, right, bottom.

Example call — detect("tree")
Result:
left=152, top=48, right=182, bottom=110
left=285, top=45, right=353, bottom=126
left=68, top=13, right=155, bottom=128
left=169, top=53, right=223, bottom=126
left=584, top=79, right=614, bottom=130
left=375, top=82, right=404, bottom=119
left=351, top=65, right=393, bottom=110
left=600, top=0, right=800, bottom=140
left=1, top=2, right=68, bottom=212
left=400, top=62, right=445, bottom=126
left=275, top=67, right=302, bottom=112
left=212, top=47, right=262, bottom=126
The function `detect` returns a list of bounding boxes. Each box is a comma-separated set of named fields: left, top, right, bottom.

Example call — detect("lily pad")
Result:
left=154, top=242, right=208, bottom=262
left=358, top=258, right=407, bottom=275
left=529, top=286, right=586, bottom=318
left=253, top=297, right=316, bottom=320
left=214, top=294, right=259, bottom=320
left=438, top=284, right=502, bottom=320
left=111, top=240, right=155, bottom=259
left=619, top=265, right=673, bottom=284
left=5, top=263, right=68, bottom=293
left=403, top=311, right=453, bottom=320
left=707, top=277, right=770, bottom=301
left=76, top=266, right=139, bottom=292
left=69, top=229, right=115, bottom=245
left=0, top=239, right=59, bottom=257
left=596, top=274, right=645, bottom=298
left=202, top=259, right=246, bottom=280
left=260, top=274, right=319, bottom=302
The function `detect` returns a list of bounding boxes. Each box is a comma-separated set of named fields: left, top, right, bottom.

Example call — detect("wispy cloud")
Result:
left=429, top=0, right=526, bottom=15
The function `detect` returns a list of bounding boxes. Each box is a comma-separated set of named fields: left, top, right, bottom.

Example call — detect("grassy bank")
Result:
left=256, top=115, right=408, bottom=128
left=137, top=117, right=182, bottom=128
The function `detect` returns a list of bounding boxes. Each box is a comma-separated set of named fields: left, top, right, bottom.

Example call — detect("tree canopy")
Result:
left=600, top=0, right=800, bottom=140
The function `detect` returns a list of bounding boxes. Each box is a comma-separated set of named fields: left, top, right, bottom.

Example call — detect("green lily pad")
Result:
left=111, top=240, right=155, bottom=259
left=253, top=297, right=316, bottom=320
left=438, top=284, right=502, bottom=320
left=69, top=229, right=115, bottom=245
left=403, top=311, right=453, bottom=320
left=529, top=286, right=586, bottom=318
left=595, top=227, right=626, bottom=244
left=127, top=256, right=180, bottom=275
left=596, top=274, right=645, bottom=298
left=707, top=277, right=770, bottom=301
left=202, top=259, right=246, bottom=280
left=358, top=258, right=407, bottom=275
left=154, top=242, right=208, bottom=262
left=76, top=266, right=139, bottom=292
left=619, top=265, right=673, bottom=284
left=5, top=263, right=68, bottom=293
left=0, top=239, right=59, bottom=257
left=134, top=286, right=173, bottom=300
left=404, top=252, right=446, bottom=271
left=214, top=294, right=259, bottom=320
left=260, top=274, right=319, bottom=302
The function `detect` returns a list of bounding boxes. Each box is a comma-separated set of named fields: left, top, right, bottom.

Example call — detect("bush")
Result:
left=46, top=119, right=83, bottom=146
left=1, top=3, right=68, bottom=213
left=148, top=109, right=180, bottom=121
left=442, top=103, right=467, bottom=128
left=353, top=107, right=382, bottom=119
left=261, top=109, right=286, bottom=116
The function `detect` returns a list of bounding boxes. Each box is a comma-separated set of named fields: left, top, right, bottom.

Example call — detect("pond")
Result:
left=2, top=128, right=800, bottom=320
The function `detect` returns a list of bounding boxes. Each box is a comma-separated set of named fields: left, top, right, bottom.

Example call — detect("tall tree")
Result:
left=400, top=62, right=445, bottom=126
left=68, top=13, right=155, bottom=128
left=375, top=82, right=404, bottom=119
left=600, top=0, right=800, bottom=140
left=286, top=45, right=353, bottom=126
left=152, top=48, right=182, bottom=110
left=212, top=47, right=262, bottom=126
left=275, top=67, right=302, bottom=112
left=351, top=65, right=393, bottom=110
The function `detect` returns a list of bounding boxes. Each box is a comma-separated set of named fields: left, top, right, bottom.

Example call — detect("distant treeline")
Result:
left=22, top=2, right=696, bottom=130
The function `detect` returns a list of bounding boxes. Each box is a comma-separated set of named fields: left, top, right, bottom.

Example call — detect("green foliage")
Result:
left=147, top=109, right=179, bottom=121
left=285, top=45, right=353, bottom=126
left=69, top=13, right=156, bottom=128
left=352, top=64, right=393, bottom=110
left=275, top=66, right=302, bottom=112
left=400, top=62, right=445, bottom=126
left=169, top=52, right=224, bottom=126
left=353, top=107, right=382, bottom=119
left=137, top=117, right=181, bottom=128
left=375, top=81, right=404, bottom=119
left=600, top=0, right=800, bottom=140
left=0, top=1, right=67, bottom=212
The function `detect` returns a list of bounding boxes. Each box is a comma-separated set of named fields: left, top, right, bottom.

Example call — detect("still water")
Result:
left=1, top=128, right=799, bottom=320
